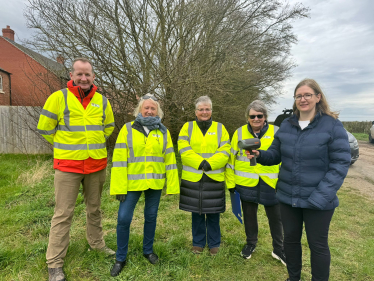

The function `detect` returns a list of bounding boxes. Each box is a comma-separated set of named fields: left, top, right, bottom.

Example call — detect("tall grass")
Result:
left=342, top=121, right=372, bottom=134
left=0, top=154, right=373, bottom=280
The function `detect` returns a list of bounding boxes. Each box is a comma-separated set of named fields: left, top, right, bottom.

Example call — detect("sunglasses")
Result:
left=142, top=95, right=158, bottom=102
left=249, top=114, right=264, bottom=119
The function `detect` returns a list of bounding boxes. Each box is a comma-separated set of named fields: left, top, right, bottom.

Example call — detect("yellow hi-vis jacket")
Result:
left=178, top=121, right=231, bottom=182
left=110, top=122, right=179, bottom=195
left=37, top=88, right=114, bottom=160
left=226, top=124, right=279, bottom=189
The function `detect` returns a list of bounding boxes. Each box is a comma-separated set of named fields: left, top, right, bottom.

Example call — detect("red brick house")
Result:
left=0, top=25, right=68, bottom=106
left=0, top=67, right=11, bottom=105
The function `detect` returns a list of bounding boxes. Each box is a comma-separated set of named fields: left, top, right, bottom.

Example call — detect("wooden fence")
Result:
left=0, top=106, right=52, bottom=154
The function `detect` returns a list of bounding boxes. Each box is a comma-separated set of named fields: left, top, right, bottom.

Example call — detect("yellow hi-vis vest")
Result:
left=226, top=124, right=279, bottom=189
left=178, top=121, right=231, bottom=182
left=37, top=88, right=114, bottom=159
left=110, top=122, right=179, bottom=195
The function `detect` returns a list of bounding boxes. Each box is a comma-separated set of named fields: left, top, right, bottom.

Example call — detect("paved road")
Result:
left=344, top=140, right=374, bottom=200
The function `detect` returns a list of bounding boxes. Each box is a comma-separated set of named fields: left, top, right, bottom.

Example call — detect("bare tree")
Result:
left=25, top=0, right=309, bottom=140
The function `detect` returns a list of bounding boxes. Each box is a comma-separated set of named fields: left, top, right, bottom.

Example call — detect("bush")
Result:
left=342, top=121, right=372, bottom=133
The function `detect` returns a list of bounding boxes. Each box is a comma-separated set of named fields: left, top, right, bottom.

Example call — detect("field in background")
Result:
left=1, top=154, right=374, bottom=281
left=342, top=121, right=372, bottom=134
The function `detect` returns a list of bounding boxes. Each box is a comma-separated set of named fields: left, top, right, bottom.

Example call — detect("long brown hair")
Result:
left=292, top=78, right=339, bottom=119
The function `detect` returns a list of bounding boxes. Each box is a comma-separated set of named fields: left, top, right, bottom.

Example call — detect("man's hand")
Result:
left=116, top=194, right=126, bottom=202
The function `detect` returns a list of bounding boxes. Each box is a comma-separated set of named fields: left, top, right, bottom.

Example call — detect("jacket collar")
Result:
left=67, top=80, right=97, bottom=101
left=247, top=121, right=268, bottom=138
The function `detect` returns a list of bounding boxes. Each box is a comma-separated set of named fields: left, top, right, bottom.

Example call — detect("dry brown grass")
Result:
left=16, top=159, right=53, bottom=187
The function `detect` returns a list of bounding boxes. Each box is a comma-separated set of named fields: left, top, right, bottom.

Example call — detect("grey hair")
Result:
left=71, top=57, right=94, bottom=74
left=195, top=95, right=213, bottom=110
left=245, top=100, right=268, bottom=120
left=133, top=94, right=164, bottom=119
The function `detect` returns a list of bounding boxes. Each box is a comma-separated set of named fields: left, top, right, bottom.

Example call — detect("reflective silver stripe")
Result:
left=226, top=163, right=234, bottom=170
left=165, top=147, right=174, bottom=154
left=217, top=122, right=222, bottom=147
left=147, top=156, right=164, bottom=163
left=102, top=95, right=107, bottom=124
left=236, top=156, right=250, bottom=162
left=199, top=153, right=214, bottom=158
left=162, top=131, right=167, bottom=154
left=128, top=156, right=145, bottom=163
left=231, top=148, right=238, bottom=155
left=115, top=143, right=127, bottom=149
left=126, top=122, right=134, bottom=158
left=234, top=170, right=259, bottom=179
left=89, top=143, right=106, bottom=150
left=112, top=161, right=128, bottom=167
left=216, top=151, right=230, bottom=157
left=259, top=173, right=279, bottom=179
left=274, top=125, right=279, bottom=134
left=128, top=173, right=166, bottom=180
left=86, top=125, right=104, bottom=131
left=38, top=128, right=57, bottom=135
left=188, top=121, right=193, bottom=142
left=183, top=165, right=203, bottom=174
left=61, top=88, right=70, bottom=127
left=179, top=146, right=192, bottom=154
left=166, top=164, right=178, bottom=170
left=178, top=136, right=189, bottom=141
left=58, top=125, right=86, bottom=132
left=205, top=168, right=225, bottom=174
left=105, top=122, right=115, bottom=128
left=41, top=109, right=58, bottom=120
left=220, top=140, right=229, bottom=146
left=54, top=142, right=87, bottom=150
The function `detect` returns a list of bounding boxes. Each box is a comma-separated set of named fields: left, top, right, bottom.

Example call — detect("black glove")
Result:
left=198, top=160, right=207, bottom=170
left=202, top=161, right=212, bottom=172
left=116, top=194, right=126, bottom=202
left=229, top=188, right=236, bottom=193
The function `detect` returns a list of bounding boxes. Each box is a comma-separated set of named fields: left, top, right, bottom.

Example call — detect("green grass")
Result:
left=1, top=154, right=374, bottom=280
left=352, top=133, right=369, bottom=141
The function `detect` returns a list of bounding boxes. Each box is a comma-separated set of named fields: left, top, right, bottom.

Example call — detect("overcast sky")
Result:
left=1, top=0, right=373, bottom=121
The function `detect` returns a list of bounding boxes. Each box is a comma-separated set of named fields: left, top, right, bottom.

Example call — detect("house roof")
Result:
left=1, top=36, right=68, bottom=79
left=0, top=67, right=11, bottom=74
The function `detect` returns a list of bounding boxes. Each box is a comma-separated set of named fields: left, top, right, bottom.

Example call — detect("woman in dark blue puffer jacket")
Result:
left=247, top=79, right=351, bottom=281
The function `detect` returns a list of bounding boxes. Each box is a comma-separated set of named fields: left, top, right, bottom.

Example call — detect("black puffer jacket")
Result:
left=179, top=118, right=226, bottom=214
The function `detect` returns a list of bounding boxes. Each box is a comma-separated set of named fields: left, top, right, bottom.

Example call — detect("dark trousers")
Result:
left=192, top=213, right=221, bottom=249
left=241, top=200, right=283, bottom=251
left=280, top=203, right=335, bottom=281
left=116, top=189, right=162, bottom=262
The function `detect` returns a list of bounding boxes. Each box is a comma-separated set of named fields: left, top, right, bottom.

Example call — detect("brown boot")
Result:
left=48, top=267, right=65, bottom=281
left=191, top=246, right=204, bottom=254
left=209, top=247, right=219, bottom=256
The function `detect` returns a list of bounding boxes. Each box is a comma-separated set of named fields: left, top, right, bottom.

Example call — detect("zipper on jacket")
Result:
left=199, top=178, right=203, bottom=215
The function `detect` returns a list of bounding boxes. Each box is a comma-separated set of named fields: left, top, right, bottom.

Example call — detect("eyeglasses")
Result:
left=294, top=93, right=318, bottom=101
left=249, top=114, right=264, bottom=119
left=142, top=95, right=158, bottom=102
left=196, top=108, right=212, bottom=112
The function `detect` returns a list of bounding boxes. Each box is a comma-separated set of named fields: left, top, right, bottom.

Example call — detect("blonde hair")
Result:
left=292, top=78, right=339, bottom=119
left=133, top=94, right=164, bottom=119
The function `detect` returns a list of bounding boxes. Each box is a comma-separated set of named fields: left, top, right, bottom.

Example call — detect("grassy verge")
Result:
left=0, top=154, right=373, bottom=281
left=352, top=133, right=369, bottom=141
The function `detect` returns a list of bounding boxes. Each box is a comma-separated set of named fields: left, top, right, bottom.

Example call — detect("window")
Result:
left=0, top=75, right=3, bottom=93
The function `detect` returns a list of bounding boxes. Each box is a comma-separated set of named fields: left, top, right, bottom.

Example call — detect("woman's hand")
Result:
left=245, top=150, right=259, bottom=159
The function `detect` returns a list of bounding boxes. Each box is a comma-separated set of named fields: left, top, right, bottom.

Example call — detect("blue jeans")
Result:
left=192, top=213, right=221, bottom=249
left=116, top=189, right=162, bottom=262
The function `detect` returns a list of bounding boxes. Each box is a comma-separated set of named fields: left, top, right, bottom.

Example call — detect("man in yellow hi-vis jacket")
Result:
left=178, top=96, right=231, bottom=256
left=37, top=58, right=115, bottom=281
left=109, top=94, right=179, bottom=277
left=226, top=100, right=285, bottom=265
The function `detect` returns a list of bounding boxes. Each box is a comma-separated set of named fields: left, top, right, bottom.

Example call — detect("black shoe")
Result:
left=143, top=253, right=159, bottom=264
left=272, top=249, right=287, bottom=266
left=241, top=244, right=256, bottom=259
left=110, top=260, right=126, bottom=277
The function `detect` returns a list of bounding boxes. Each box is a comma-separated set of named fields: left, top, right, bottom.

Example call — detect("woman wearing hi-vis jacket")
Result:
left=109, top=94, right=179, bottom=277
left=178, top=95, right=231, bottom=256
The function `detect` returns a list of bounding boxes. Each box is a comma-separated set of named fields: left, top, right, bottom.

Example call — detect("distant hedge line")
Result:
left=342, top=121, right=373, bottom=133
